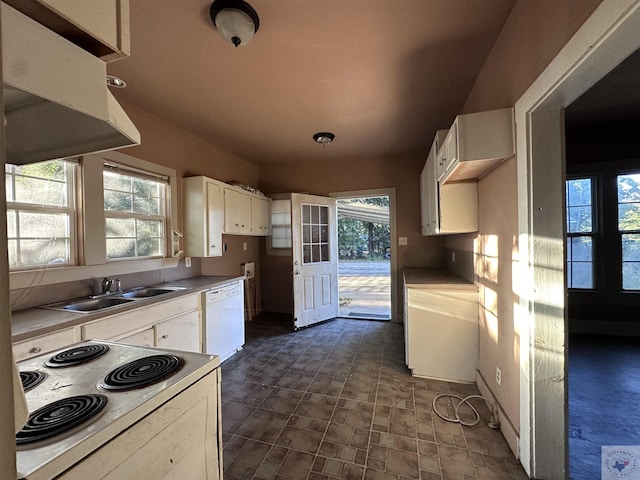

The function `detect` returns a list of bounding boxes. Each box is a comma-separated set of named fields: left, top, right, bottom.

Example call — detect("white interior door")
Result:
left=291, top=193, right=338, bottom=329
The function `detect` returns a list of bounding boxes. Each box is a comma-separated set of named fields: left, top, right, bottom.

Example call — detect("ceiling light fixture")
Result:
left=210, top=0, right=260, bottom=48
left=313, top=132, right=335, bottom=149
left=106, top=75, right=126, bottom=88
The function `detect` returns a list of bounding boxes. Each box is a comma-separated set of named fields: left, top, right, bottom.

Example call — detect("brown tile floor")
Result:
left=221, top=314, right=527, bottom=480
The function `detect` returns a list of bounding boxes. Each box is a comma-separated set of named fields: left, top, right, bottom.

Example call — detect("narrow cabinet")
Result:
left=224, top=188, right=252, bottom=234
left=251, top=197, right=270, bottom=235
left=183, top=176, right=224, bottom=257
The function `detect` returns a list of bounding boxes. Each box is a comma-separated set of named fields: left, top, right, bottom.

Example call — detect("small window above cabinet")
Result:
left=438, top=108, right=514, bottom=185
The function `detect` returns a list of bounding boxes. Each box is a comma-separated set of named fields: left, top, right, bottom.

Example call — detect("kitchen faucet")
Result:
left=101, top=277, right=113, bottom=295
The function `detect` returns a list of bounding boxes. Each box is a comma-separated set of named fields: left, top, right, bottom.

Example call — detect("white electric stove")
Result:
left=16, top=340, right=222, bottom=480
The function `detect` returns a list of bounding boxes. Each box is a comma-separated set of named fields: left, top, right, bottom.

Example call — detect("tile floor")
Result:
left=220, top=315, right=527, bottom=480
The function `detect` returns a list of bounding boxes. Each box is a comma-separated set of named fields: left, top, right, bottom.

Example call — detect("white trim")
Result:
left=329, top=188, right=397, bottom=322
left=514, top=1, right=640, bottom=477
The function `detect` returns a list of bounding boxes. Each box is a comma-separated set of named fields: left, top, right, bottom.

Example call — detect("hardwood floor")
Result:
left=569, top=334, right=640, bottom=479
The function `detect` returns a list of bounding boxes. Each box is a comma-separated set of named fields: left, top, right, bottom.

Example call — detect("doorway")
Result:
left=515, top=3, right=640, bottom=477
left=331, top=188, right=396, bottom=321
left=336, top=195, right=391, bottom=320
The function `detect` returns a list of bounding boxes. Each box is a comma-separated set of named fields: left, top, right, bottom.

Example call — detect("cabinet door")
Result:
left=251, top=197, right=270, bottom=235
left=224, top=188, right=252, bottom=234
left=206, top=181, right=224, bottom=256
left=183, top=176, right=223, bottom=257
left=155, top=310, right=201, bottom=352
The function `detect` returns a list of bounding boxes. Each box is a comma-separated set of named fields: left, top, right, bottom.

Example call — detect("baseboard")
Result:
left=476, top=370, right=520, bottom=459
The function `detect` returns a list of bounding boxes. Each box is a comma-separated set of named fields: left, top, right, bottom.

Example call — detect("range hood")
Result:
left=1, top=3, right=140, bottom=165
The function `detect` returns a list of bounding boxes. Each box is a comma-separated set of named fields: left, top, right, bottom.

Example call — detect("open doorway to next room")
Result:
left=336, top=195, right=391, bottom=320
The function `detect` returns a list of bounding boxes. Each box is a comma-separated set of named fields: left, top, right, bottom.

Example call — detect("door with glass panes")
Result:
left=291, top=193, right=338, bottom=328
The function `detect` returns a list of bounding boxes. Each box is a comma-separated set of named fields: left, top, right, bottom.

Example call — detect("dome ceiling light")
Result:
left=210, top=0, right=260, bottom=48
left=313, top=132, right=335, bottom=149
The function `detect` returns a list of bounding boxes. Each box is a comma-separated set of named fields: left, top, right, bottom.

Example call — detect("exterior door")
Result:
left=291, top=193, right=339, bottom=329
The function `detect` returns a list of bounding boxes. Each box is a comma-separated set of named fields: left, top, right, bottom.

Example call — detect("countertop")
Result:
left=11, top=275, right=245, bottom=342
left=403, top=268, right=478, bottom=291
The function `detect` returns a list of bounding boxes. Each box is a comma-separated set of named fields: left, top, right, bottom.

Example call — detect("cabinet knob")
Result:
left=161, top=334, right=168, bottom=339
left=30, top=346, right=42, bottom=354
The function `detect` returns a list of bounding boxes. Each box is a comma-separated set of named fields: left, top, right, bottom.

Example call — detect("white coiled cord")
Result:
left=432, top=393, right=500, bottom=428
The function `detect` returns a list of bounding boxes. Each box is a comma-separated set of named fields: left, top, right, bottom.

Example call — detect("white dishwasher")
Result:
left=202, top=280, right=245, bottom=362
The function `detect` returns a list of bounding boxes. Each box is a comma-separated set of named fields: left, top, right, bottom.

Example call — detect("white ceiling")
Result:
left=107, top=0, right=517, bottom=166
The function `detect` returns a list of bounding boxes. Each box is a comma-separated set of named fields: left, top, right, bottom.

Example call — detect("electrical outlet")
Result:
left=243, top=242, right=248, bottom=251
left=451, top=251, right=456, bottom=262
left=185, top=257, right=191, bottom=268
left=399, top=237, right=408, bottom=246
left=496, top=367, right=502, bottom=386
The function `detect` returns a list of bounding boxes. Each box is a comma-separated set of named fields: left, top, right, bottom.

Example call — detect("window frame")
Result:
left=616, top=171, right=640, bottom=290
left=103, top=163, right=169, bottom=262
left=8, top=151, right=179, bottom=290
left=565, top=175, right=597, bottom=290
left=5, top=159, right=78, bottom=271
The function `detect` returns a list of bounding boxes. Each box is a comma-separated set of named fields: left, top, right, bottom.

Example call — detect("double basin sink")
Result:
left=42, top=286, right=187, bottom=313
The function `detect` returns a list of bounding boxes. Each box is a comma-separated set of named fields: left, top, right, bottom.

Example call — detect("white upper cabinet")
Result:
left=421, top=131, right=478, bottom=236
left=183, top=176, right=224, bottom=257
left=438, top=108, right=515, bottom=184
left=224, top=188, right=252, bottom=235
left=251, top=197, right=271, bottom=235
left=4, top=0, right=131, bottom=62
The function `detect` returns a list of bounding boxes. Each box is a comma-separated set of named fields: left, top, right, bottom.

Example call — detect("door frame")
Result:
left=515, top=1, right=640, bottom=477
left=330, top=188, right=398, bottom=322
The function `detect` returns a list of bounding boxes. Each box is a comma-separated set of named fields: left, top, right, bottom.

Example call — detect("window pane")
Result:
left=567, top=206, right=592, bottom=233
left=104, top=190, right=132, bottom=211
left=106, top=217, right=135, bottom=237
left=618, top=174, right=640, bottom=231
left=6, top=160, right=71, bottom=206
left=136, top=219, right=162, bottom=238
left=567, top=236, right=593, bottom=288
left=623, top=262, right=640, bottom=290
left=19, top=212, right=69, bottom=237
left=20, top=239, right=69, bottom=266
left=106, top=238, right=136, bottom=258
left=570, top=236, right=592, bottom=262
left=570, top=262, right=593, bottom=289
left=566, top=178, right=592, bottom=233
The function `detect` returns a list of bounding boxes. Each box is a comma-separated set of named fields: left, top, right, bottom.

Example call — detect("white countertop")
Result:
left=11, top=275, right=244, bottom=342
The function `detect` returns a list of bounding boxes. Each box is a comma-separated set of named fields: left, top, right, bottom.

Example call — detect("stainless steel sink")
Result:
left=43, top=296, right=137, bottom=313
left=118, top=287, right=186, bottom=298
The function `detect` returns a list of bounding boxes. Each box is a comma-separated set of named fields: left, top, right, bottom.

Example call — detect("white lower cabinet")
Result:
left=155, top=310, right=200, bottom=352
left=13, top=327, right=81, bottom=361
left=82, top=293, right=202, bottom=352
left=404, top=271, right=478, bottom=383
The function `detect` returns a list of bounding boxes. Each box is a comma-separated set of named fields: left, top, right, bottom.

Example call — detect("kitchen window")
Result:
left=267, top=197, right=292, bottom=255
left=103, top=164, right=168, bottom=260
left=5, top=160, right=77, bottom=270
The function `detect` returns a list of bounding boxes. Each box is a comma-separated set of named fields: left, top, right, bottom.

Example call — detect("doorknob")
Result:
left=294, top=270, right=300, bottom=275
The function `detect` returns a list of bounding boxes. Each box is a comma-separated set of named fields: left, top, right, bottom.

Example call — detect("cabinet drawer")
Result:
left=83, top=293, right=199, bottom=341
left=114, top=328, right=154, bottom=347
left=13, top=327, right=79, bottom=361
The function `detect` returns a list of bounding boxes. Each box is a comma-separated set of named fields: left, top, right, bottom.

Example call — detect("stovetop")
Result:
left=16, top=340, right=219, bottom=480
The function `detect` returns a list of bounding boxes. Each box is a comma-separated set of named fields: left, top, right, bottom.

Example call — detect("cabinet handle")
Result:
left=30, top=346, right=42, bottom=354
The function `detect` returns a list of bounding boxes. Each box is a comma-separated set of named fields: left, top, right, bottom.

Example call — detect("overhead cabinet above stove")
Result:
left=438, top=108, right=515, bottom=184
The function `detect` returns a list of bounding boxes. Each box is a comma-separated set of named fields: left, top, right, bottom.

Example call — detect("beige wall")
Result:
left=446, top=0, right=602, bottom=441
left=259, top=154, right=446, bottom=315
left=116, top=101, right=266, bottom=282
